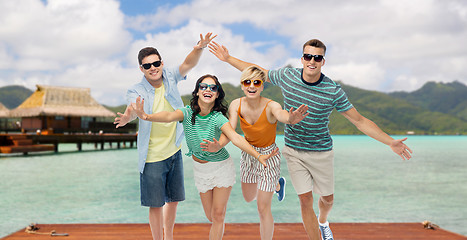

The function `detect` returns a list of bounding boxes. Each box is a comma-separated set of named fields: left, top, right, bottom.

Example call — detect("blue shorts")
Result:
left=140, top=150, right=185, bottom=208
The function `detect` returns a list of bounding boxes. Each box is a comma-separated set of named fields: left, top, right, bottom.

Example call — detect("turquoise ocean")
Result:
left=1, top=135, right=466, bottom=237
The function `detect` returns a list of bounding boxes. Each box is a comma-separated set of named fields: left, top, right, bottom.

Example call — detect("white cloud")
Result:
left=0, top=0, right=132, bottom=69
left=50, top=60, right=140, bottom=106
left=125, top=0, right=467, bottom=93
left=0, top=0, right=134, bottom=105
left=0, top=43, right=13, bottom=69
left=1, top=0, right=466, bottom=106
left=390, top=75, right=423, bottom=93
left=326, top=61, right=386, bottom=90
left=126, top=19, right=289, bottom=96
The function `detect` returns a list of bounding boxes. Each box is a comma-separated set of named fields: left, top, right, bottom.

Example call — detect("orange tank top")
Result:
left=238, top=99, right=277, bottom=148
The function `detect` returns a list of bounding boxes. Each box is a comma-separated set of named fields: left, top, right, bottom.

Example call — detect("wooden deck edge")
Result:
left=0, top=144, right=55, bottom=153
left=2, top=222, right=466, bottom=240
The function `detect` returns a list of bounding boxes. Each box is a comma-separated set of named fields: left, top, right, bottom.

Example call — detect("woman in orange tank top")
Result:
left=201, top=66, right=308, bottom=240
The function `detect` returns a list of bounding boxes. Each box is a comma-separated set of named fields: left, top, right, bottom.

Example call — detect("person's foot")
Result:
left=319, top=221, right=334, bottom=240
left=275, top=177, right=286, bottom=201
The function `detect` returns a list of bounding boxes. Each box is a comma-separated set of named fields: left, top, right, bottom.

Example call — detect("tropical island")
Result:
left=1, top=81, right=466, bottom=135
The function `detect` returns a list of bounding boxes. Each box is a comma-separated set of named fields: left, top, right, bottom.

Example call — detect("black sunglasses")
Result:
left=303, top=54, right=324, bottom=62
left=199, top=83, right=219, bottom=92
left=141, top=60, right=162, bottom=70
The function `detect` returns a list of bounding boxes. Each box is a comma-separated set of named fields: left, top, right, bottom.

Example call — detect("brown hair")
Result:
left=138, top=47, right=162, bottom=65
left=190, top=74, right=228, bottom=125
left=303, top=39, right=326, bottom=55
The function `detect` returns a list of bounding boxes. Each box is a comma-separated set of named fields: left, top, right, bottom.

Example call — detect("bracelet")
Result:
left=256, top=153, right=262, bottom=161
left=197, top=40, right=206, bottom=49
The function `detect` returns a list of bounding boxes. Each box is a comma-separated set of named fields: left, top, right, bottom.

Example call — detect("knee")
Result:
left=298, top=192, right=315, bottom=209
left=244, top=195, right=256, bottom=203
left=256, top=203, right=271, bottom=217
left=211, top=207, right=226, bottom=223
left=320, top=195, right=334, bottom=206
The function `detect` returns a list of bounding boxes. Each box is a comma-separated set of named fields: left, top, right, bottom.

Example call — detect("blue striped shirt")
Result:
left=269, top=67, right=353, bottom=151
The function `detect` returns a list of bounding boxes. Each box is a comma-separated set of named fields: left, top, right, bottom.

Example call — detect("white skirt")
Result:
left=192, top=157, right=236, bottom=193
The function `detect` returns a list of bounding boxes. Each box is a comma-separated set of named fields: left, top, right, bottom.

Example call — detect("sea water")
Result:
left=0, top=135, right=466, bottom=237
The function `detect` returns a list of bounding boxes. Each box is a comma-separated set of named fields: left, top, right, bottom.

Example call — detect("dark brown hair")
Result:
left=189, top=74, right=228, bottom=125
left=138, top=47, right=162, bottom=65
left=303, top=39, right=326, bottom=55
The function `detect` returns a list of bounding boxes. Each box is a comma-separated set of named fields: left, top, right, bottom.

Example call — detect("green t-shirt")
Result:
left=179, top=106, right=230, bottom=162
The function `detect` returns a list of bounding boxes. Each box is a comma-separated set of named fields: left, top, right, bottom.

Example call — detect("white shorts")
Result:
left=192, top=157, right=236, bottom=193
left=240, top=143, right=281, bottom=192
left=282, top=145, right=334, bottom=196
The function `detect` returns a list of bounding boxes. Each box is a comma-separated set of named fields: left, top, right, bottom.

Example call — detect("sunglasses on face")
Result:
left=141, top=60, right=162, bottom=70
left=303, top=54, right=324, bottom=62
left=198, top=83, right=219, bottom=92
left=241, top=79, right=263, bottom=88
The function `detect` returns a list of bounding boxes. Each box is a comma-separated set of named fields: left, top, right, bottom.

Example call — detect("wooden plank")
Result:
left=5, top=134, right=28, bottom=140
left=0, top=133, right=136, bottom=154
left=0, top=144, right=55, bottom=153
left=12, top=139, right=33, bottom=146
left=2, top=223, right=465, bottom=240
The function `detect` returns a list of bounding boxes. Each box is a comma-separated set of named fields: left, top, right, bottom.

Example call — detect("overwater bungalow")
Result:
left=0, top=103, right=9, bottom=130
left=0, top=103, right=8, bottom=117
left=8, top=85, right=119, bottom=134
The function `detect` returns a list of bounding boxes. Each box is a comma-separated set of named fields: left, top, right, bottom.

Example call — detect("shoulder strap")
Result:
left=237, top=98, right=243, bottom=115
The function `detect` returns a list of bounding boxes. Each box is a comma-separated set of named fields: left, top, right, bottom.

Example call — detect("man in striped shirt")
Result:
left=208, top=39, right=412, bottom=240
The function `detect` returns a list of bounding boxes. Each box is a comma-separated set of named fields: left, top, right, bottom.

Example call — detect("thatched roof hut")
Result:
left=9, top=85, right=114, bottom=118
left=0, top=102, right=9, bottom=118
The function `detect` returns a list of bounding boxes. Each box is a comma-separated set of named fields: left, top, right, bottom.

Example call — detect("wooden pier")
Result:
left=1, top=223, right=465, bottom=240
left=0, top=133, right=136, bottom=155
left=0, top=134, right=54, bottom=154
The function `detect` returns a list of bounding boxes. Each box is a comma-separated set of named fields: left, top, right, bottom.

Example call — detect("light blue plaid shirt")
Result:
left=126, top=67, right=186, bottom=173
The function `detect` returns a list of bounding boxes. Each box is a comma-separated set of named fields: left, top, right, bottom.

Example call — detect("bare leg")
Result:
left=256, top=190, right=275, bottom=240
left=241, top=182, right=258, bottom=202
left=199, top=189, right=214, bottom=222
left=149, top=207, right=163, bottom=240
left=163, top=202, right=179, bottom=240
left=318, top=194, right=334, bottom=224
left=199, top=187, right=232, bottom=240
left=298, top=191, right=320, bottom=240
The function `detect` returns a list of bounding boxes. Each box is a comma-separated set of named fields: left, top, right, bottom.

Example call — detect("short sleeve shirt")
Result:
left=126, top=67, right=186, bottom=173
left=179, top=106, right=230, bottom=162
left=268, top=67, right=353, bottom=151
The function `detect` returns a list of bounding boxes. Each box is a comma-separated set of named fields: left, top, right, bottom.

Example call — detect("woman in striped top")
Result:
left=202, top=66, right=309, bottom=240
left=132, top=74, right=279, bottom=240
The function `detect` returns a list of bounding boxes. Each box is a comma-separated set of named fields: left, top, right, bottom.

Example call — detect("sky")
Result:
left=0, top=0, right=466, bottom=106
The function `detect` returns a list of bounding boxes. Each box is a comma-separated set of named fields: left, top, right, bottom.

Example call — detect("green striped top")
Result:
left=179, top=106, right=230, bottom=162
left=269, top=68, right=354, bottom=151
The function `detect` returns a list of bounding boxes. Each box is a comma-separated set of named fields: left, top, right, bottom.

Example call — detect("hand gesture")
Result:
left=114, top=111, right=129, bottom=128
left=288, top=104, right=309, bottom=124
left=195, top=32, right=217, bottom=50
left=134, top=96, right=148, bottom=120
left=390, top=137, right=413, bottom=160
left=200, top=138, right=221, bottom=152
left=114, top=104, right=135, bottom=128
left=258, top=148, right=280, bottom=167
left=208, top=41, right=230, bottom=62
